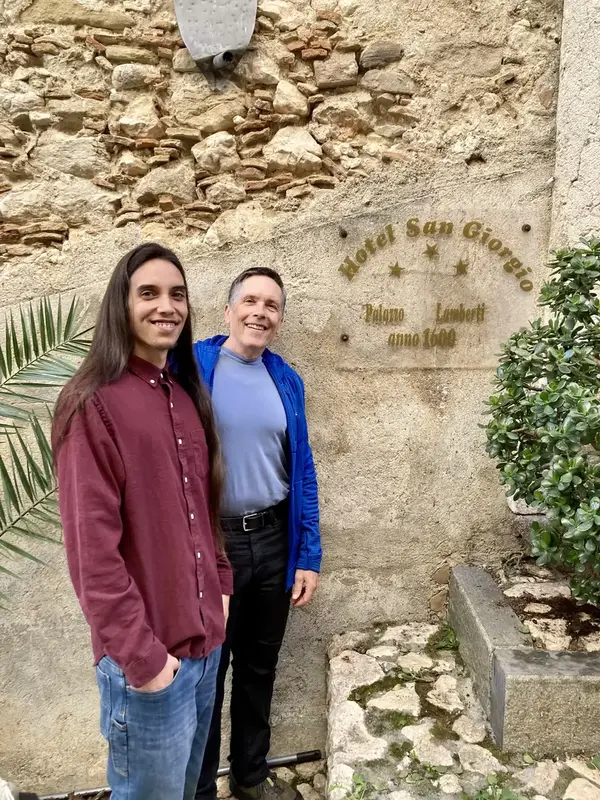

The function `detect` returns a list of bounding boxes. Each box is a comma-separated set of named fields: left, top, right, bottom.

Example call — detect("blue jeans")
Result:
left=96, top=649, right=220, bottom=800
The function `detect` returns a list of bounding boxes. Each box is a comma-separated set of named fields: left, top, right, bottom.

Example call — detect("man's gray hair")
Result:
left=227, top=267, right=287, bottom=311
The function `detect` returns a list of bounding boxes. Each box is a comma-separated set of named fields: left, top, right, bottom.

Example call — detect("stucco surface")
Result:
left=0, top=170, right=553, bottom=791
left=550, top=0, right=600, bottom=246
left=0, top=0, right=565, bottom=789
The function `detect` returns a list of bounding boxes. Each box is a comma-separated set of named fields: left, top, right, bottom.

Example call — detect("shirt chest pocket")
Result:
left=190, top=428, right=209, bottom=479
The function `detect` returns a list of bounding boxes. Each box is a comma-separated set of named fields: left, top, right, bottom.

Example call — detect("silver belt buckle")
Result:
left=242, top=512, right=260, bottom=532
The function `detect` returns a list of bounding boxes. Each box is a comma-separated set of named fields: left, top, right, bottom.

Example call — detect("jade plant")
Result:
left=485, top=240, right=600, bottom=605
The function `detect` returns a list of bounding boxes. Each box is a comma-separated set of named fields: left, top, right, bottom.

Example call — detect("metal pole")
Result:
left=38, top=750, right=323, bottom=800
left=217, top=749, right=322, bottom=777
left=39, top=791, right=108, bottom=800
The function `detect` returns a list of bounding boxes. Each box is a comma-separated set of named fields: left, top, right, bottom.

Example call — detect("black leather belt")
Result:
left=221, top=500, right=287, bottom=533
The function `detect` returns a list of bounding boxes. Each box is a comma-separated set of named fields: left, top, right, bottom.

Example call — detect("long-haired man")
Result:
left=52, top=243, right=232, bottom=800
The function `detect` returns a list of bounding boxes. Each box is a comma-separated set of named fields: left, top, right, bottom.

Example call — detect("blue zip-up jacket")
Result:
left=194, top=336, right=322, bottom=591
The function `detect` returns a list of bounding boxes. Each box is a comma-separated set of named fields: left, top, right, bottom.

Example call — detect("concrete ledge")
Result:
left=449, top=566, right=600, bottom=756
left=492, top=648, right=600, bottom=755
left=448, top=565, right=530, bottom=715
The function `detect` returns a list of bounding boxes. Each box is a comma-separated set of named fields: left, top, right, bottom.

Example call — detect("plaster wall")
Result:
left=0, top=0, right=562, bottom=791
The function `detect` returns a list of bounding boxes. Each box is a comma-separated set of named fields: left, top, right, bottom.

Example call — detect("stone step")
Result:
left=449, top=565, right=600, bottom=756
left=448, top=565, right=530, bottom=715
left=492, top=647, right=600, bottom=755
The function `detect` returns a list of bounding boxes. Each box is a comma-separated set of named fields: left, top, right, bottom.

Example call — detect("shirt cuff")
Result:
left=124, top=641, right=169, bottom=688
left=218, top=564, right=234, bottom=596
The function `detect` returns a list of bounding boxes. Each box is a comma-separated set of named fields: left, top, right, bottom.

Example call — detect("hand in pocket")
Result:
left=136, top=654, right=180, bottom=692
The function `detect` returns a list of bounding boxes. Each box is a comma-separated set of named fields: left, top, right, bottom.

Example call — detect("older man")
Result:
left=194, top=267, right=322, bottom=800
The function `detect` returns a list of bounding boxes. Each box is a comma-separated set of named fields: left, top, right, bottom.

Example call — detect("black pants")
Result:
left=195, top=512, right=290, bottom=799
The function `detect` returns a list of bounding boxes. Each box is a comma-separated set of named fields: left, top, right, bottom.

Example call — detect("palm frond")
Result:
left=0, top=294, right=92, bottom=585
left=0, top=400, right=30, bottom=421
left=0, top=412, right=61, bottom=568
left=0, top=296, right=92, bottom=409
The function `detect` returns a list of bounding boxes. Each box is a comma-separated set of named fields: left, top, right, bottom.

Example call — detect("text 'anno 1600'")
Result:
left=363, top=302, right=487, bottom=350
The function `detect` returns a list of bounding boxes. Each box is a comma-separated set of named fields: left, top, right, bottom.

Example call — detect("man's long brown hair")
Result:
left=52, top=242, right=224, bottom=547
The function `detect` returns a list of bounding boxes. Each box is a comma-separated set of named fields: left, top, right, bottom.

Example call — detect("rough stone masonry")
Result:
left=0, top=0, right=563, bottom=792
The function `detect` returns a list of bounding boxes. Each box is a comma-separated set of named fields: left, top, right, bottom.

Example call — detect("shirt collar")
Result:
left=128, top=355, right=170, bottom=387
left=221, top=345, right=262, bottom=365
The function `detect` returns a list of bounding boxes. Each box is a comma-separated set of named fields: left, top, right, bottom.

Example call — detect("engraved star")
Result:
left=424, top=243, right=439, bottom=260
left=454, top=258, right=469, bottom=275
left=389, top=262, right=404, bottom=277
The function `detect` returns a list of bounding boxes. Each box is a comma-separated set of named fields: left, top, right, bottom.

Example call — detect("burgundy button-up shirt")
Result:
left=56, top=356, right=232, bottom=688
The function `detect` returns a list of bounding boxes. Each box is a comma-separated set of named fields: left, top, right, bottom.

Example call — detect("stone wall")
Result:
left=0, top=0, right=563, bottom=792
left=0, top=0, right=560, bottom=257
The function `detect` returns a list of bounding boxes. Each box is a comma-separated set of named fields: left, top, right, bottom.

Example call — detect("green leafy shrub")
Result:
left=485, top=240, right=600, bottom=604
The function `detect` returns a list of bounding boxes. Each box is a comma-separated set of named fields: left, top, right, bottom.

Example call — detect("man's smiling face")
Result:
left=224, top=275, right=284, bottom=359
left=128, top=257, right=188, bottom=368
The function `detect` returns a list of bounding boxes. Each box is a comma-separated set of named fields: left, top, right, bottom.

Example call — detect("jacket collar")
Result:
left=198, top=335, right=285, bottom=379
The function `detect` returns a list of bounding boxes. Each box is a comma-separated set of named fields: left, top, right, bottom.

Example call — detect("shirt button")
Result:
left=150, top=379, right=155, bottom=385
left=197, top=552, right=201, bottom=559
left=184, top=476, right=188, bottom=483
left=170, top=402, right=174, bottom=408
left=199, top=591, right=203, bottom=599
left=190, top=513, right=195, bottom=520
left=178, top=438, right=183, bottom=445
